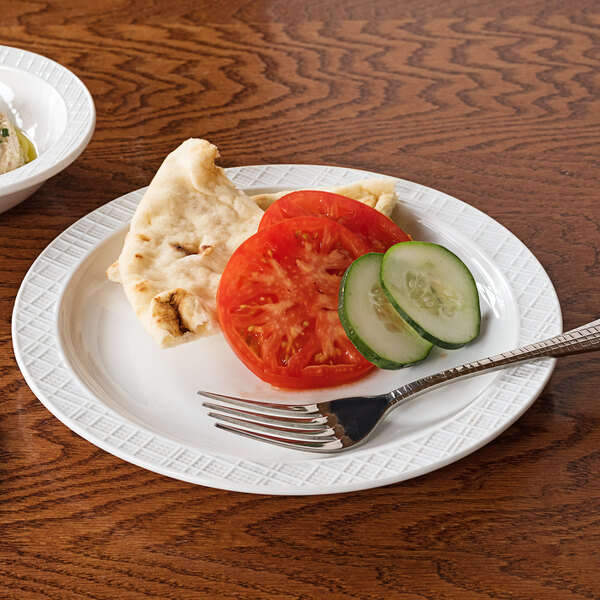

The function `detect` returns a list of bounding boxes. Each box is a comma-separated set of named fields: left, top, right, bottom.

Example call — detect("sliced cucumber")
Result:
left=338, top=253, right=433, bottom=369
left=380, top=241, right=480, bottom=349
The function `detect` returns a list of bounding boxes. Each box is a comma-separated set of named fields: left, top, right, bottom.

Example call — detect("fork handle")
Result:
left=386, top=319, right=600, bottom=407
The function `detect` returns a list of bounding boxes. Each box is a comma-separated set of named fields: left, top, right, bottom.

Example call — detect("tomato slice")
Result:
left=217, top=216, right=374, bottom=389
left=259, top=190, right=410, bottom=253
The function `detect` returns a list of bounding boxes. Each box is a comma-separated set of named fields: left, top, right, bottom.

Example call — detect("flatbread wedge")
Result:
left=116, top=138, right=263, bottom=348
left=251, top=178, right=397, bottom=216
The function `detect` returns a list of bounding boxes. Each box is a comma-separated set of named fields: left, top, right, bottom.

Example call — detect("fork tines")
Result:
left=198, top=391, right=345, bottom=451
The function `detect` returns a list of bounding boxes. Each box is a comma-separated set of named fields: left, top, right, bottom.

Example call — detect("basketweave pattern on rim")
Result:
left=12, top=165, right=561, bottom=494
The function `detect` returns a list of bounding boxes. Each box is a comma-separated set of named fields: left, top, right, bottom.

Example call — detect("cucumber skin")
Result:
left=338, top=255, right=433, bottom=370
left=380, top=242, right=481, bottom=350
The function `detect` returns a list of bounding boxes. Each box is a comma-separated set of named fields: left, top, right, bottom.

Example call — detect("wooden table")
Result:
left=2, top=2, right=599, bottom=598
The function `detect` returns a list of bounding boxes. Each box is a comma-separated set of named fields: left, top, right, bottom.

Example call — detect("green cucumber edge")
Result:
left=338, top=253, right=433, bottom=370
left=380, top=241, right=481, bottom=350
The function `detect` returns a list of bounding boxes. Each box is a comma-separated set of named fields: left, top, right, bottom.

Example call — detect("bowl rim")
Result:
left=0, top=45, right=96, bottom=196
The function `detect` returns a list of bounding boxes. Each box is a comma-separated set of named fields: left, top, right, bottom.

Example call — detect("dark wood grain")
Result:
left=1, top=1, right=600, bottom=598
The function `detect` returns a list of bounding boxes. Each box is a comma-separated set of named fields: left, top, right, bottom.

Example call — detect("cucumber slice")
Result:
left=380, top=241, right=481, bottom=349
left=338, top=253, right=433, bottom=369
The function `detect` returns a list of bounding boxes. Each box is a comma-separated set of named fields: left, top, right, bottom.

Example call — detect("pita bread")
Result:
left=111, top=138, right=399, bottom=348
left=251, top=178, right=397, bottom=216
left=116, top=138, right=263, bottom=348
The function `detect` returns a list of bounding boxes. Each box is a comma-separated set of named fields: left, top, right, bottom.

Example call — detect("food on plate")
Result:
left=338, top=253, right=433, bottom=369
left=380, top=242, right=481, bottom=349
left=109, top=136, right=481, bottom=389
left=338, top=242, right=481, bottom=369
left=251, top=178, right=397, bottom=215
left=107, top=175, right=397, bottom=285
left=259, top=190, right=410, bottom=252
left=0, top=112, right=36, bottom=175
left=217, top=216, right=375, bottom=388
left=108, top=138, right=399, bottom=349
left=116, top=138, right=264, bottom=348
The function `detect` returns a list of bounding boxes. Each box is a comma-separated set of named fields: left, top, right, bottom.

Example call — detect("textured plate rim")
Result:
left=0, top=45, right=96, bottom=194
left=11, top=164, right=562, bottom=495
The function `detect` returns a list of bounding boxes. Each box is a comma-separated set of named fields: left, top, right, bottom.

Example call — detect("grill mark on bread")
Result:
left=169, top=294, right=190, bottom=334
left=171, top=242, right=213, bottom=257
left=151, top=289, right=194, bottom=337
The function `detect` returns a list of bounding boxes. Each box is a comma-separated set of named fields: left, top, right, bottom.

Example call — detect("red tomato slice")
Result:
left=217, top=216, right=374, bottom=389
left=259, top=190, right=410, bottom=253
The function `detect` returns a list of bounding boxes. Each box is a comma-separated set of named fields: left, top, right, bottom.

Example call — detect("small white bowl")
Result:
left=0, top=46, right=95, bottom=214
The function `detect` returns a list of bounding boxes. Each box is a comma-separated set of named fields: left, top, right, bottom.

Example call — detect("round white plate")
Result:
left=0, top=45, right=95, bottom=212
left=12, top=165, right=561, bottom=495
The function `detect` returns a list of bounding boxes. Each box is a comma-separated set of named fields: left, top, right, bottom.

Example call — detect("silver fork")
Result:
left=199, top=319, right=600, bottom=453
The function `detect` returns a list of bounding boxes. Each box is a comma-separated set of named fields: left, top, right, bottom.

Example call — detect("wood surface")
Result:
left=1, top=1, right=599, bottom=598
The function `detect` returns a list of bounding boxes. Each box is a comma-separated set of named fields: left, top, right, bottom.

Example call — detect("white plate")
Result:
left=12, top=165, right=561, bottom=495
left=0, top=46, right=95, bottom=212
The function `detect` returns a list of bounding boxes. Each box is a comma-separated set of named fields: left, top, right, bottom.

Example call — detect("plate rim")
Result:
left=0, top=45, right=96, bottom=194
left=11, top=164, right=562, bottom=495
